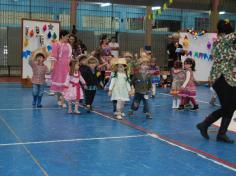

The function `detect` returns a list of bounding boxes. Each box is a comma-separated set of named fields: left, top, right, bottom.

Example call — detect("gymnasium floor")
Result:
left=0, top=83, right=236, bottom=176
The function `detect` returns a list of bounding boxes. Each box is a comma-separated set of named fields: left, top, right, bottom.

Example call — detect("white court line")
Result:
left=0, top=107, right=62, bottom=111
left=158, top=92, right=220, bottom=106
left=0, top=134, right=147, bottom=147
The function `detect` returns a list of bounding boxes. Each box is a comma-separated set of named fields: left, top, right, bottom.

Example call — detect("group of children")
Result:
left=29, top=45, right=201, bottom=120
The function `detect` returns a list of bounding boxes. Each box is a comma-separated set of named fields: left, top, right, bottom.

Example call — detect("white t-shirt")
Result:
left=109, top=42, right=119, bottom=57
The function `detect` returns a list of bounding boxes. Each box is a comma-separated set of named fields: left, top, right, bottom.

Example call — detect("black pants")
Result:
left=85, top=90, right=96, bottom=106
left=203, top=75, right=236, bottom=135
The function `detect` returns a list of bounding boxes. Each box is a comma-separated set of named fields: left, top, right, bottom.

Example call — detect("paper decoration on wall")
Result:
left=29, top=29, right=34, bottom=37
left=43, top=24, right=47, bottom=32
left=52, top=32, right=57, bottom=40
left=169, top=0, right=173, bottom=4
left=207, top=41, right=212, bottom=50
left=25, top=26, right=29, bottom=36
left=47, top=31, right=52, bottom=39
left=24, top=39, right=29, bottom=47
left=186, top=50, right=213, bottom=61
left=183, top=35, right=190, bottom=48
left=22, top=50, right=32, bottom=58
left=187, top=29, right=207, bottom=39
left=48, top=24, right=54, bottom=30
left=35, top=26, right=40, bottom=34
left=47, top=45, right=52, bottom=52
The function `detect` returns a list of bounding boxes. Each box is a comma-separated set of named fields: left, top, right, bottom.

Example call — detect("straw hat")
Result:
left=115, top=58, right=127, bottom=66
left=86, top=56, right=99, bottom=65
left=123, top=51, right=133, bottom=58
left=31, top=47, right=49, bottom=60
left=139, top=57, right=150, bottom=65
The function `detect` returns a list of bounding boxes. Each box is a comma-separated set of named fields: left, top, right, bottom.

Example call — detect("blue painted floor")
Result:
left=0, top=83, right=236, bottom=176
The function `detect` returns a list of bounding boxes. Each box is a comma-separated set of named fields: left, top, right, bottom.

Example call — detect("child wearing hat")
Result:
left=29, top=47, right=49, bottom=107
left=108, top=58, right=131, bottom=120
left=128, top=57, right=152, bottom=119
left=80, top=56, right=101, bottom=112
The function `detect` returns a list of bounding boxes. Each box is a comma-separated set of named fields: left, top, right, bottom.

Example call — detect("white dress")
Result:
left=109, top=72, right=131, bottom=101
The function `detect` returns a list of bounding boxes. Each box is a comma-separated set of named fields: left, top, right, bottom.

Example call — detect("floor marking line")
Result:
left=91, top=109, right=236, bottom=172
left=0, top=134, right=148, bottom=147
left=158, top=92, right=220, bottom=106
left=0, top=107, right=62, bottom=111
left=0, top=116, right=49, bottom=176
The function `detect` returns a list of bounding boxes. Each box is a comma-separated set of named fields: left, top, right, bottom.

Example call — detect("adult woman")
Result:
left=50, top=30, right=72, bottom=107
left=69, top=34, right=82, bottom=60
left=197, top=19, right=236, bottom=144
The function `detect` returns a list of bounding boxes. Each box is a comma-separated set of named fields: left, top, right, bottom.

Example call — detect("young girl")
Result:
left=108, top=58, right=131, bottom=120
left=64, top=60, right=86, bottom=114
left=29, top=47, right=49, bottom=108
left=170, top=60, right=185, bottom=109
left=178, top=58, right=199, bottom=111
left=149, top=58, right=160, bottom=98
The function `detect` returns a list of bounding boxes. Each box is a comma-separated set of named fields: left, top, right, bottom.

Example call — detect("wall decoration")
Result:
left=22, top=19, right=60, bottom=80
left=179, top=32, right=217, bottom=82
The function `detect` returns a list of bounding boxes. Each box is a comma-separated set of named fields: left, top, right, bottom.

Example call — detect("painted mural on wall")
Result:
left=22, top=19, right=60, bottom=79
left=179, top=32, right=217, bottom=82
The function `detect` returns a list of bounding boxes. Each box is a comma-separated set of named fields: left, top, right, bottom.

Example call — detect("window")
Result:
left=195, top=18, right=209, bottom=30
left=126, top=18, right=144, bottom=30
left=154, top=20, right=181, bottom=32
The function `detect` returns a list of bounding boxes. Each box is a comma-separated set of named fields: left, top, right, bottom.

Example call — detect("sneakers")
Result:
left=190, top=105, right=199, bottom=111
left=121, top=112, right=126, bottom=117
left=145, top=113, right=152, bottom=119
left=74, top=110, right=81, bottom=114
left=177, top=105, right=184, bottom=111
left=116, top=115, right=123, bottom=120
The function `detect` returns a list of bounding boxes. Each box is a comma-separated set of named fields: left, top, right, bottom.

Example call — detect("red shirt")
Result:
left=29, top=61, right=48, bottom=85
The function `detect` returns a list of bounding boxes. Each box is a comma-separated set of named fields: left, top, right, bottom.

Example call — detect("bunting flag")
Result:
left=187, top=50, right=213, bottom=61
left=140, top=0, right=174, bottom=21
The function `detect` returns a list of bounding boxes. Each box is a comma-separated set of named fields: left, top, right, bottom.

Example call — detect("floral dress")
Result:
left=210, top=33, right=236, bottom=87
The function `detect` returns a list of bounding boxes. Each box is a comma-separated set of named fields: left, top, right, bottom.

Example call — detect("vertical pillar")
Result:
left=145, top=6, right=152, bottom=50
left=209, top=0, right=220, bottom=32
left=70, top=0, right=78, bottom=31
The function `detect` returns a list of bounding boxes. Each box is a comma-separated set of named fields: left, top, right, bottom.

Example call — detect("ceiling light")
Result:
left=219, top=11, right=226, bottom=15
left=100, top=3, right=111, bottom=7
left=152, top=6, right=161, bottom=10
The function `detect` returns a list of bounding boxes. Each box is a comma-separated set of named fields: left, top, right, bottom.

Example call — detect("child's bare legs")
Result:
left=74, top=101, right=80, bottom=114
left=116, top=100, right=125, bottom=119
left=68, top=101, right=72, bottom=113
left=56, top=92, right=66, bottom=108
left=152, top=83, right=156, bottom=97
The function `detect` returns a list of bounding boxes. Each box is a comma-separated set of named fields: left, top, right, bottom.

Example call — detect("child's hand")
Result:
left=83, top=85, right=88, bottom=89
left=128, top=91, right=132, bottom=96
left=108, top=90, right=112, bottom=96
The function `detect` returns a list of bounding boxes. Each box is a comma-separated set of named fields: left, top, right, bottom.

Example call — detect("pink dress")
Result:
left=63, top=72, right=86, bottom=101
left=50, top=41, right=72, bottom=93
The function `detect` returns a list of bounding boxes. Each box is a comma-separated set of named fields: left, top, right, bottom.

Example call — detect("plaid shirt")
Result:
left=29, top=61, right=48, bottom=85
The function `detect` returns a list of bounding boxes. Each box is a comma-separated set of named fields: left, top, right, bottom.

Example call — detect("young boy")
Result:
left=29, top=47, right=49, bottom=108
left=128, top=57, right=152, bottom=119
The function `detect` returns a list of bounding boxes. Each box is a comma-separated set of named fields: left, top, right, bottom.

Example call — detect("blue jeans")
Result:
left=32, top=84, right=45, bottom=97
left=131, top=93, right=150, bottom=113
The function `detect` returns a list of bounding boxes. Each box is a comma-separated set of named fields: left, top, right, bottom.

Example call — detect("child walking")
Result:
left=149, top=58, right=160, bottom=98
left=178, top=58, right=199, bottom=111
left=108, top=58, right=131, bottom=120
left=80, top=56, right=101, bottom=113
left=64, top=60, right=86, bottom=114
left=170, top=60, right=185, bottom=109
left=29, top=47, right=49, bottom=108
left=128, top=57, right=152, bottom=119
